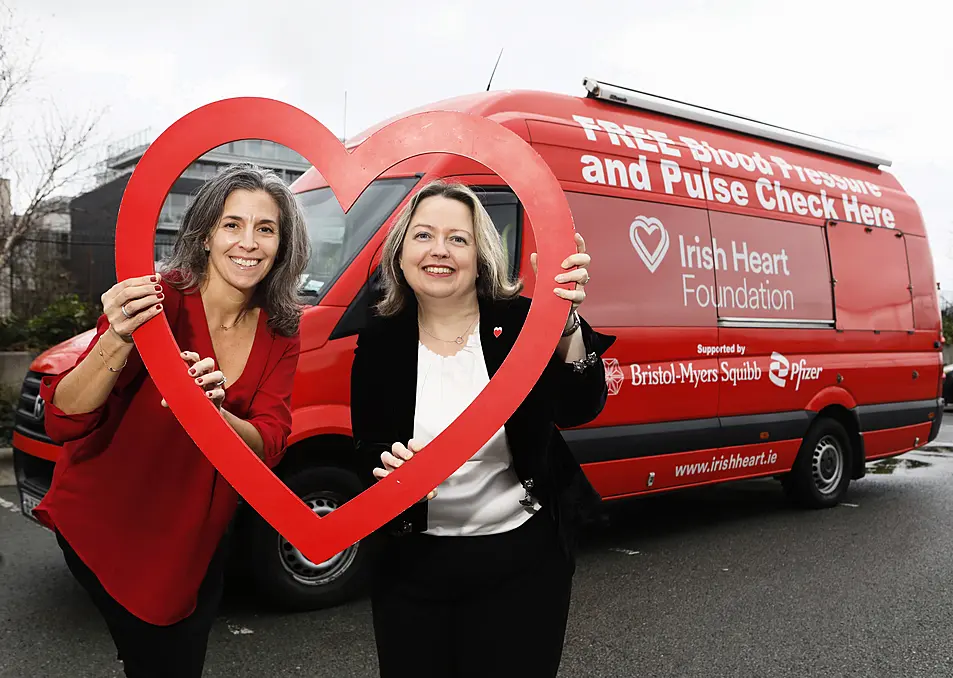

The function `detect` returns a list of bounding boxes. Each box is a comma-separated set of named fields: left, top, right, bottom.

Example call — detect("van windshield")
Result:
left=296, top=177, right=419, bottom=300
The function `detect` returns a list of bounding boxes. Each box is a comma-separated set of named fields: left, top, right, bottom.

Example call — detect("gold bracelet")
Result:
left=98, top=337, right=128, bottom=373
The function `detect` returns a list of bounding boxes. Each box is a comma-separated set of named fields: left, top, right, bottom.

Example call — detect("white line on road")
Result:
left=609, top=547, right=640, bottom=556
left=227, top=623, right=254, bottom=635
left=0, top=496, right=21, bottom=514
left=839, top=503, right=860, bottom=508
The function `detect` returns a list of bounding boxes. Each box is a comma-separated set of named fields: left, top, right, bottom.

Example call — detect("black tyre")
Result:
left=243, top=466, right=377, bottom=612
left=782, top=418, right=852, bottom=509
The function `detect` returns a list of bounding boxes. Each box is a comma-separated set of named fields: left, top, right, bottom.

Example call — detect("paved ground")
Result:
left=0, top=448, right=12, bottom=488
left=3, top=442, right=953, bottom=677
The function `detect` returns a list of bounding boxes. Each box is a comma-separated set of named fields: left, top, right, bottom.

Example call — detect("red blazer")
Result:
left=34, top=280, right=300, bottom=626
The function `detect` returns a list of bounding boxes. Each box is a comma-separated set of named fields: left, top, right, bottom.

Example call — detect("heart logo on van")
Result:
left=629, top=215, right=669, bottom=273
left=113, top=97, right=577, bottom=565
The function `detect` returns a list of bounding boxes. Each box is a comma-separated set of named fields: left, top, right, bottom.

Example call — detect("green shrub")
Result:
left=0, top=385, right=17, bottom=447
left=25, top=295, right=99, bottom=351
left=0, top=315, right=31, bottom=351
left=0, top=294, right=100, bottom=354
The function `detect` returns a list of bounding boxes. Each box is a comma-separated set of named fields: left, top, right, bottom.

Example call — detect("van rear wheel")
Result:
left=782, top=418, right=852, bottom=509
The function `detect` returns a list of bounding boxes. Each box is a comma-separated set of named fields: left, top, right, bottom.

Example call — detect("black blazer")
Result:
left=350, top=294, right=616, bottom=557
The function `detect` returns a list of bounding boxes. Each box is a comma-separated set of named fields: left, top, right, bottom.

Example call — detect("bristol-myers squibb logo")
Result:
left=603, top=358, right=625, bottom=396
left=769, top=352, right=823, bottom=390
left=629, top=215, right=669, bottom=273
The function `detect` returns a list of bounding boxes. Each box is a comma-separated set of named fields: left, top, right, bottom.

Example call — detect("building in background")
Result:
left=69, top=134, right=312, bottom=304
left=0, top=177, right=74, bottom=318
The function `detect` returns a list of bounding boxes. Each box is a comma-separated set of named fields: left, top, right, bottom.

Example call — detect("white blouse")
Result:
left=414, top=323, right=539, bottom=537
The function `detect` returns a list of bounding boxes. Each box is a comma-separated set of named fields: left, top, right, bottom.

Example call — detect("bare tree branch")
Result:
left=0, top=2, right=37, bottom=173
left=0, top=3, right=103, bottom=303
left=0, top=109, right=102, bottom=272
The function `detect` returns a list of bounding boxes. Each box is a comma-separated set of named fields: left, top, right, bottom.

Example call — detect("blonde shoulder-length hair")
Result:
left=375, top=180, right=523, bottom=317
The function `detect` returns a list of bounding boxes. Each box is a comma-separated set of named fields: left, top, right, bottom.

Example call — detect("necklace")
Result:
left=220, top=308, right=248, bottom=331
left=418, top=312, right=479, bottom=345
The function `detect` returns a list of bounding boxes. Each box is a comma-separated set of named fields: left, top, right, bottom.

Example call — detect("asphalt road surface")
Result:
left=3, top=441, right=953, bottom=678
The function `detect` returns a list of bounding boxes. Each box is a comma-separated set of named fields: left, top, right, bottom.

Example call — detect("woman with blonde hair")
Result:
left=350, top=179, right=615, bottom=677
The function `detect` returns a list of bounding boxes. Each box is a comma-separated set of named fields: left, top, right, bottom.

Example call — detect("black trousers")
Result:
left=55, top=531, right=227, bottom=678
left=370, top=509, right=575, bottom=678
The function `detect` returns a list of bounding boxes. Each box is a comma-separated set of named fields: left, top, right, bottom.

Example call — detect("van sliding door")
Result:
left=710, top=212, right=836, bottom=434
left=557, top=191, right=723, bottom=493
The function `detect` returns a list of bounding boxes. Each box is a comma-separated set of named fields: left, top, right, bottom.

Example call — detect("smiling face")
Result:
left=399, top=195, right=479, bottom=304
left=204, top=188, right=281, bottom=293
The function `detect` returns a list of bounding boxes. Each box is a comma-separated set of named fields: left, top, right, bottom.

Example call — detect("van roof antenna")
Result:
left=486, top=48, right=504, bottom=91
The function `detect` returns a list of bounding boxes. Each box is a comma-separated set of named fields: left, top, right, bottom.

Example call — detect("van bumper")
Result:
left=928, top=397, right=944, bottom=443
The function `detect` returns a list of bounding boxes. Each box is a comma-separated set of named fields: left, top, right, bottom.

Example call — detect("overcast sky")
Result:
left=7, top=0, right=953, bottom=294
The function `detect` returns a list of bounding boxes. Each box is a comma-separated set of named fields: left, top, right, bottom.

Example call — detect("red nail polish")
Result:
left=156, top=304, right=162, bottom=310
left=157, top=293, right=164, bottom=300
left=155, top=285, right=162, bottom=292
left=189, top=368, right=196, bottom=375
left=150, top=276, right=157, bottom=282
left=196, top=378, right=203, bottom=384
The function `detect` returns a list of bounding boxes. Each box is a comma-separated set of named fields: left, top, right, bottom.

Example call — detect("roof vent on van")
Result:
left=582, top=77, right=891, bottom=168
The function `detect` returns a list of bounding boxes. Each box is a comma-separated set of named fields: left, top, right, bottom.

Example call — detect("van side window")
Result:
left=563, top=191, right=718, bottom=329
left=708, top=211, right=835, bottom=329
left=827, top=220, right=914, bottom=331
left=330, top=187, right=521, bottom=340
left=480, top=190, right=520, bottom=280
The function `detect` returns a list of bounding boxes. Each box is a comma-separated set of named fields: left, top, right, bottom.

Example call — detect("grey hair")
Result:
left=160, top=163, right=311, bottom=336
left=375, top=179, right=522, bottom=317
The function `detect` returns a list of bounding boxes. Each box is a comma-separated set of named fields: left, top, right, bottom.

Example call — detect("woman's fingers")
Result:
left=204, top=387, right=226, bottom=408
left=560, top=252, right=591, bottom=271
left=188, top=357, right=216, bottom=378
left=554, top=287, right=586, bottom=307
left=377, top=442, right=437, bottom=500
left=101, top=275, right=160, bottom=305
left=112, top=302, right=164, bottom=337
left=554, top=267, right=589, bottom=285
left=117, top=281, right=164, bottom=306
left=103, top=276, right=165, bottom=338
left=194, top=369, right=225, bottom=389
left=381, top=451, right=403, bottom=471
left=115, top=290, right=163, bottom=315
left=392, top=441, right=414, bottom=461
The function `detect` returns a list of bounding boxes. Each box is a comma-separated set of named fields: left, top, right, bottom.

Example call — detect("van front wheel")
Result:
left=782, top=418, right=852, bottom=509
left=244, top=466, right=376, bottom=612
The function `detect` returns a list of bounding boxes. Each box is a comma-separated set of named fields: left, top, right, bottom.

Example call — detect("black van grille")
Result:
left=15, top=371, right=53, bottom=444
left=14, top=448, right=54, bottom=496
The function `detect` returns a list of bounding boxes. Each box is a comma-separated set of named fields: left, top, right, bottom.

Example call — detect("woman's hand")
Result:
left=101, top=274, right=165, bottom=343
left=373, top=439, right=438, bottom=501
left=531, top=232, right=591, bottom=332
left=160, top=351, right=227, bottom=411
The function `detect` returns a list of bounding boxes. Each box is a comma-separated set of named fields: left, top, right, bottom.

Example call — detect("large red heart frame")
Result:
left=115, top=97, right=576, bottom=563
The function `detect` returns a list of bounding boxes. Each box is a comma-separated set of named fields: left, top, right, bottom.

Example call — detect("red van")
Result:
left=13, top=77, right=944, bottom=611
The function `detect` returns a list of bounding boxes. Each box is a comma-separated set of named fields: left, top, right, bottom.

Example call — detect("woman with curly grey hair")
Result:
left=350, top=179, right=616, bottom=677
left=34, top=163, right=311, bottom=677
